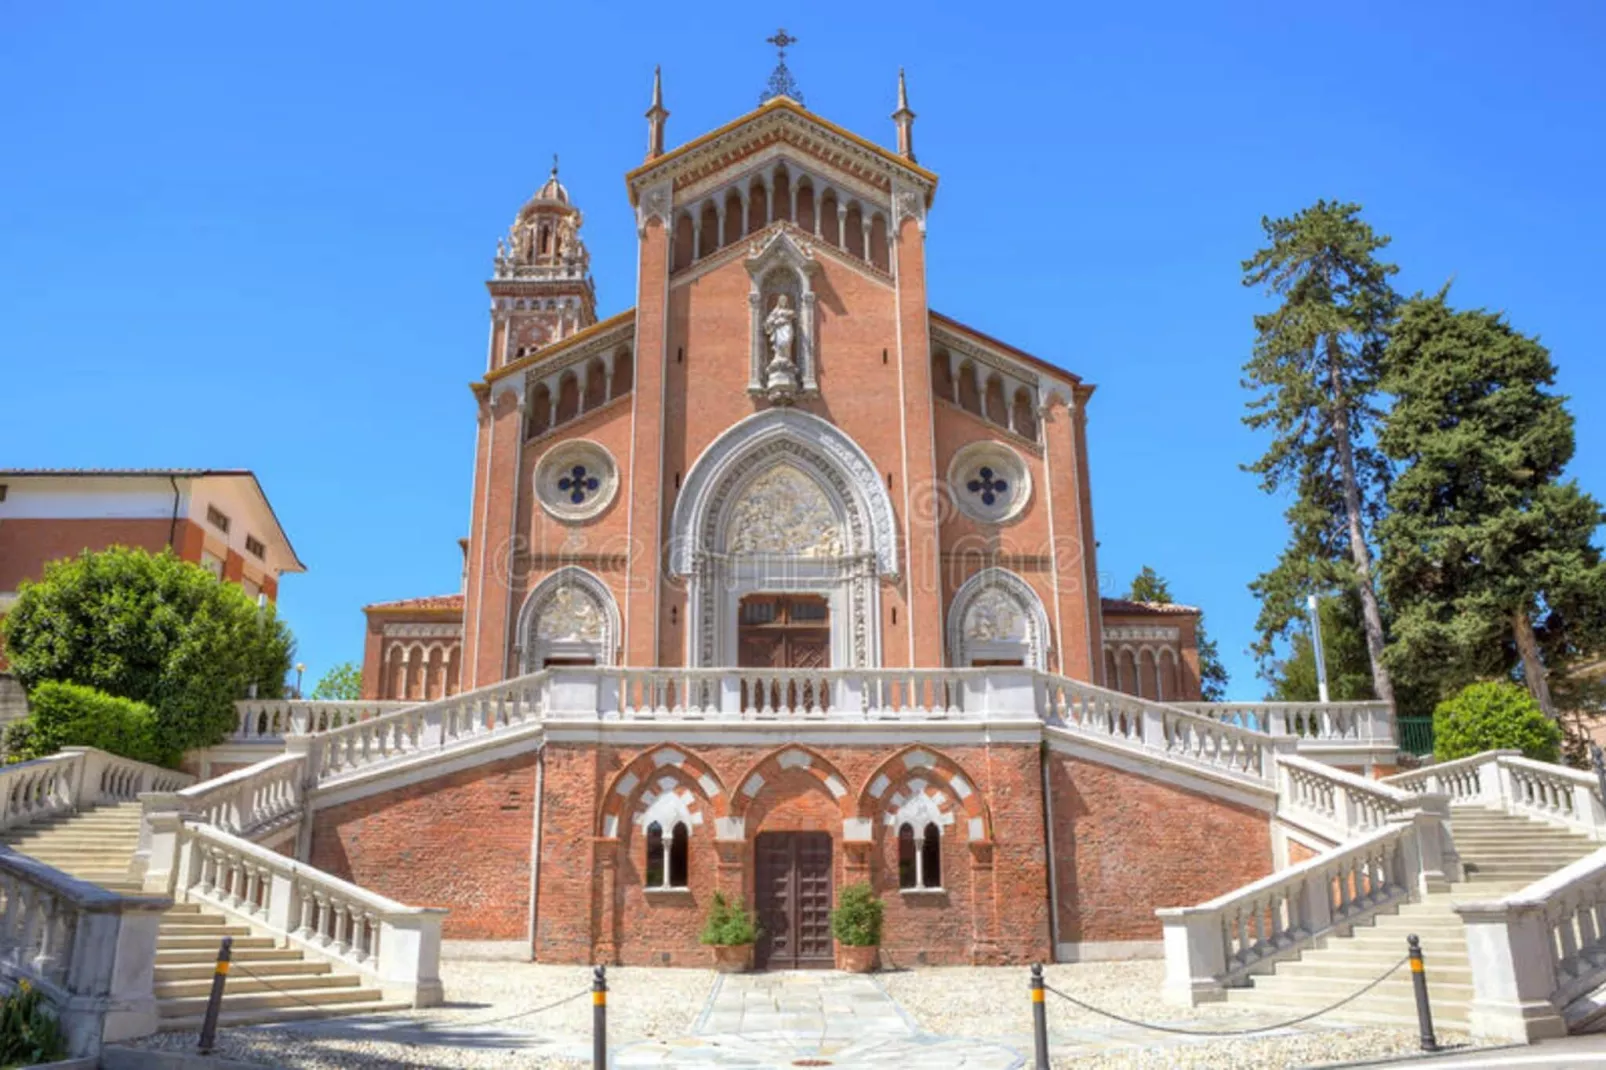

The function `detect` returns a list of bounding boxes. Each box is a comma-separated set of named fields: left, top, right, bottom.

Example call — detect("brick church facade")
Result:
left=338, top=69, right=1269, bottom=969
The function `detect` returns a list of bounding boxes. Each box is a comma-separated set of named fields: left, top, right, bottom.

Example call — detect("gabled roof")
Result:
left=626, top=97, right=937, bottom=206
left=1101, top=597, right=1201, bottom=617
left=0, top=468, right=306, bottom=573
left=363, top=593, right=465, bottom=615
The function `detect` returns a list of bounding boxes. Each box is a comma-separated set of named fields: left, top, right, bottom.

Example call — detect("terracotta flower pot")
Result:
left=711, top=943, right=754, bottom=973
left=836, top=943, right=878, bottom=973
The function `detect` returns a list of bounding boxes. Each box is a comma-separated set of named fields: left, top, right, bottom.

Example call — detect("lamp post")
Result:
left=1307, top=594, right=1330, bottom=704
left=295, top=663, right=306, bottom=699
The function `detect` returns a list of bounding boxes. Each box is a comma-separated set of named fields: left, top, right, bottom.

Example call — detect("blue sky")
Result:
left=3, top=2, right=1602, bottom=696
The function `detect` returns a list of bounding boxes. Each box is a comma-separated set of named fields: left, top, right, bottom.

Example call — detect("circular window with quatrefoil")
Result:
left=535, top=440, right=619, bottom=523
left=947, top=441, right=1031, bottom=525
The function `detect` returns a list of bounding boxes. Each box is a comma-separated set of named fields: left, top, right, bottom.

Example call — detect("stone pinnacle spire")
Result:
left=645, top=65, right=669, bottom=161
left=892, top=68, right=916, bottom=162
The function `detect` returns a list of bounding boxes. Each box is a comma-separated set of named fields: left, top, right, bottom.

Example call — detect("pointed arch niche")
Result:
left=946, top=568, right=1051, bottom=669
left=745, top=230, right=820, bottom=395
left=515, top=566, right=621, bottom=671
left=669, top=410, right=899, bottom=668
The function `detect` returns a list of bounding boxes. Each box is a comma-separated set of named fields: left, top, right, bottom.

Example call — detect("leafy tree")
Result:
left=0, top=548, right=294, bottom=757
left=1433, top=680, right=1561, bottom=763
left=1125, top=566, right=1230, bottom=701
left=1242, top=200, right=1399, bottom=708
left=1379, top=292, right=1606, bottom=719
left=311, top=661, right=363, bottom=701
left=1266, top=590, right=1377, bottom=702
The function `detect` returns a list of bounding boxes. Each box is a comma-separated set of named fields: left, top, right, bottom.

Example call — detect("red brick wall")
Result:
left=1049, top=753, right=1273, bottom=944
left=308, top=751, right=540, bottom=940
left=533, top=739, right=1051, bottom=967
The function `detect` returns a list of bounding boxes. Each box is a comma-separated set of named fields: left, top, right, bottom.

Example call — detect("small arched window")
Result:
left=645, top=820, right=689, bottom=890
left=897, top=821, right=942, bottom=890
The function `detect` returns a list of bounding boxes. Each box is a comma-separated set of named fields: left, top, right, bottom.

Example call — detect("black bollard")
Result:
left=593, top=964, right=607, bottom=1070
left=197, top=935, right=233, bottom=1054
left=1030, top=963, right=1049, bottom=1070
left=1408, top=934, right=1439, bottom=1052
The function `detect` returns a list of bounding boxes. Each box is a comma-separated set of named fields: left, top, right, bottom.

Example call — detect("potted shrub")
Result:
left=831, top=882, right=884, bottom=972
left=699, top=891, right=758, bottom=972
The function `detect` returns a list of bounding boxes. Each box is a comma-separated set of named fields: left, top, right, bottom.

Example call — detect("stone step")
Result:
left=1224, top=991, right=1468, bottom=1029
left=165, top=903, right=204, bottom=915
left=1325, top=933, right=1465, bottom=956
left=156, top=948, right=304, bottom=966
left=156, top=973, right=361, bottom=1000
left=158, top=986, right=388, bottom=1018
left=1275, top=958, right=1476, bottom=985
left=156, top=1000, right=412, bottom=1032
left=160, top=913, right=235, bottom=928
left=1247, top=974, right=1476, bottom=1002
left=156, top=960, right=331, bottom=983
left=158, top=934, right=275, bottom=952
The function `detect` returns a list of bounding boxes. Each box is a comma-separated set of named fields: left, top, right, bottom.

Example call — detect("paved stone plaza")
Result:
left=119, top=953, right=1473, bottom=1068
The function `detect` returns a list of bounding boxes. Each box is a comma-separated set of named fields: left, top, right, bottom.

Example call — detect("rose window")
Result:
left=967, top=467, right=1009, bottom=507
left=536, top=441, right=618, bottom=522
left=948, top=442, right=1030, bottom=525
left=557, top=465, right=600, bottom=505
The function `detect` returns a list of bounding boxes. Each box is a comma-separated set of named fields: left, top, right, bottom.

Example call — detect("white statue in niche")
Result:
left=762, top=295, right=800, bottom=403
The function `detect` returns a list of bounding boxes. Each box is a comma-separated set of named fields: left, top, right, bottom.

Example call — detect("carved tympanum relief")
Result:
left=535, top=587, right=605, bottom=642
left=965, top=589, right=1025, bottom=643
left=725, top=465, right=843, bottom=557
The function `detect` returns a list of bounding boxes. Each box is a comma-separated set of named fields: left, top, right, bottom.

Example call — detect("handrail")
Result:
left=0, top=748, right=193, bottom=832
left=1160, top=820, right=1434, bottom=1005
left=1385, top=750, right=1606, bottom=839
left=1276, top=753, right=1418, bottom=841
left=172, top=821, right=443, bottom=1006
left=1176, top=700, right=1395, bottom=746
left=1038, top=674, right=1286, bottom=783
left=170, top=753, right=305, bottom=838
left=230, top=699, right=411, bottom=741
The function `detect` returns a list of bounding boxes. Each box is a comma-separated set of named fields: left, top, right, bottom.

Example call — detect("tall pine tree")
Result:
left=1378, top=292, right=1606, bottom=718
left=1242, top=201, right=1398, bottom=707
left=1125, top=566, right=1230, bottom=701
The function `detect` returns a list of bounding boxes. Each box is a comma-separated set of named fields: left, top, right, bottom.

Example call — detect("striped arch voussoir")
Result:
left=856, top=746, right=992, bottom=843
left=597, top=745, right=727, bottom=839
left=729, top=745, right=853, bottom=819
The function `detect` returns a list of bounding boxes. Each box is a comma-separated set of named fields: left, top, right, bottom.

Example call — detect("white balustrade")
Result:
left=1277, top=753, right=1420, bottom=841
left=1039, top=675, right=1285, bottom=783
left=172, top=753, right=305, bottom=836
left=231, top=699, right=411, bottom=741
left=598, top=668, right=980, bottom=721
left=0, top=851, right=167, bottom=1054
left=1161, top=812, right=1455, bottom=1005
left=1178, top=701, right=1394, bottom=742
left=173, top=821, right=443, bottom=1006
left=0, top=748, right=193, bottom=832
left=1384, top=750, right=1606, bottom=839
left=1455, top=846, right=1606, bottom=1041
left=302, top=671, right=548, bottom=781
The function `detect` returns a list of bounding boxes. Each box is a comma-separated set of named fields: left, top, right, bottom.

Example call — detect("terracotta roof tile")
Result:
left=1100, top=597, right=1200, bottom=616
left=363, top=593, right=465, bottom=613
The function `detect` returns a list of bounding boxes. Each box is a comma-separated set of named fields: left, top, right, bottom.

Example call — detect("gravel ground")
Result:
left=879, top=960, right=1472, bottom=1069
left=123, top=956, right=1475, bottom=1069
left=123, top=955, right=714, bottom=1069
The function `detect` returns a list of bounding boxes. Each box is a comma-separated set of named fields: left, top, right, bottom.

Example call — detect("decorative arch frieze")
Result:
left=946, top=567, right=1051, bottom=670
left=855, top=745, right=993, bottom=845
left=596, top=744, right=727, bottom=839
left=515, top=566, right=621, bottom=671
left=722, top=745, right=853, bottom=841
left=668, top=410, right=899, bottom=668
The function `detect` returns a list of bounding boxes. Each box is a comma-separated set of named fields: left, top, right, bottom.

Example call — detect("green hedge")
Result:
left=9, top=681, right=171, bottom=767
left=1433, top=681, right=1561, bottom=764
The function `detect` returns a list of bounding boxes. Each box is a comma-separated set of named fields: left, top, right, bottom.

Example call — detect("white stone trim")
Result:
left=309, top=726, right=546, bottom=813
left=947, top=567, right=1051, bottom=670
left=1044, top=726, right=1278, bottom=812
left=947, top=441, right=1032, bottom=526
left=534, top=439, right=619, bottom=523
left=514, top=566, right=621, bottom=671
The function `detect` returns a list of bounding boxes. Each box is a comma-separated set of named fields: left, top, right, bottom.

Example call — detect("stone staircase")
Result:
left=1225, top=806, right=1600, bottom=1029
left=1, top=803, right=409, bottom=1029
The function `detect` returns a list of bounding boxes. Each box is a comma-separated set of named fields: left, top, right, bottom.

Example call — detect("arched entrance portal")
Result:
left=669, top=410, right=900, bottom=669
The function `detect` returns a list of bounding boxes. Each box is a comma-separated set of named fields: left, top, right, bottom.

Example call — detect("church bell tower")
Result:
left=488, top=160, right=598, bottom=371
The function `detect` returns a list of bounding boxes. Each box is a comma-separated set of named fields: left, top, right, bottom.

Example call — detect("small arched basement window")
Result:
left=897, top=821, right=942, bottom=890
left=645, top=820, right=689, bottom=889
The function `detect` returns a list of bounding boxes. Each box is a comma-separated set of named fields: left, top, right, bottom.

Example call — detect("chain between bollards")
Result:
left=1408, top=934, right=1438, bottom=1052
left=197, top=935, right=233, bottom=1055
left=1030, top=962, right=1049, bottom=1069
left=593, top=964, right=607, bottom=1070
